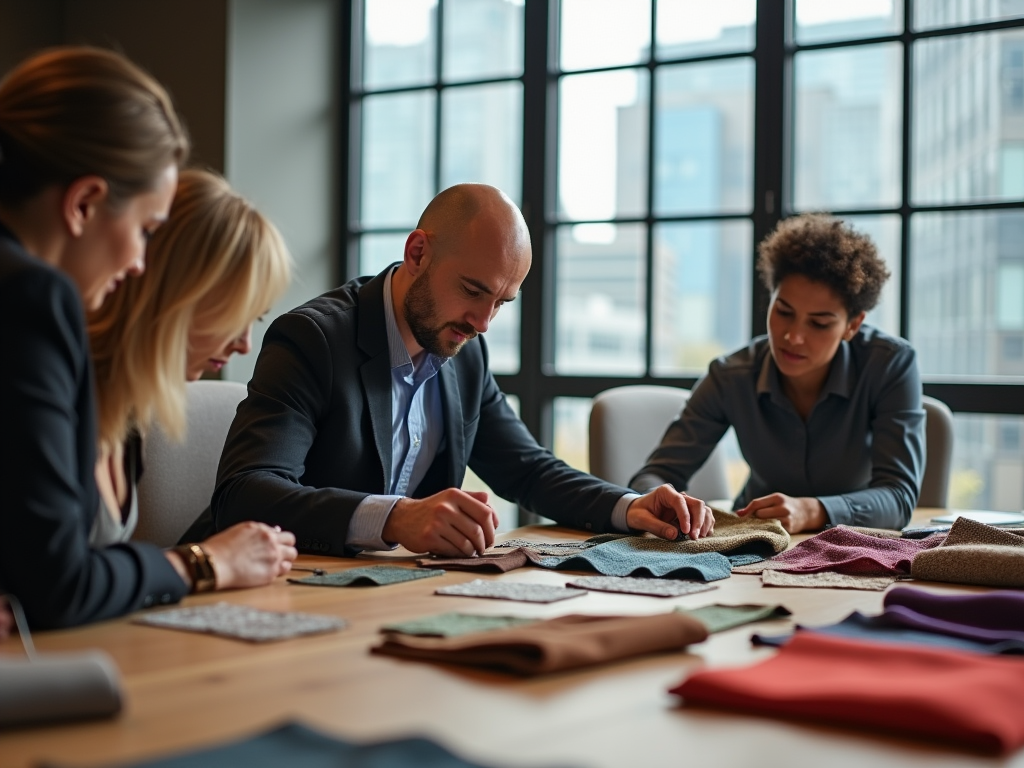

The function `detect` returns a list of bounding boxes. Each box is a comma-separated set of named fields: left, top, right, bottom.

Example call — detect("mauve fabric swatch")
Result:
left=672, top=632, right=1024, bottom=754
left=731, top=526, right=945, bottom=576
left=372, top=613, right=708, bottom=675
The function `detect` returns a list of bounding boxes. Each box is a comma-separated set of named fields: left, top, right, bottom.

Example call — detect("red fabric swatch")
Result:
left=671, top=632, right=1024, bottom=754
left=757, top=526, right=943, bottom=575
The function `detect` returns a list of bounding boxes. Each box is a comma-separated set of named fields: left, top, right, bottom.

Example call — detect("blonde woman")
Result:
left=87, top=168, right=296, bottom=584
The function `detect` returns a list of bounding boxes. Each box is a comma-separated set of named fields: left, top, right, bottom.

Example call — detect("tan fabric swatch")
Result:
left=371, top=612, right=708, bottom=675
left=673, top=509, right=790, bottom=555
left=911, top=517, right=1024, bottom=588
left=941, top=517, right=1024, bottom=548
left=761, top=570, right=897, bottom=591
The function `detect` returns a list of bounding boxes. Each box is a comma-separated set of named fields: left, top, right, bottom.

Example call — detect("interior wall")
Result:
left=0, top=0, right=63, bottom=75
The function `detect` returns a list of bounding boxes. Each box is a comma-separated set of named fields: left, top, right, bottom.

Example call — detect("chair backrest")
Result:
left=919, top=394, right=954, bottom=509
left=134, top=380, right=248, bottom=547
left=588, top=385, right=732, bottom=502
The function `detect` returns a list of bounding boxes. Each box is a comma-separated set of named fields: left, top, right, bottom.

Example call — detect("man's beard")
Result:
left=404, top=268, right=477, bottom=358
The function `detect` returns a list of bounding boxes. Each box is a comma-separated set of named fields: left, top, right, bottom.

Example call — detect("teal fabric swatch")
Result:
left=678, top=603, right=792, bottom=634
left=534, top=537, right=734, bottom=582
left=288, top=566, right=444, bottom=587
left=382, top=613, right=538, bottom=638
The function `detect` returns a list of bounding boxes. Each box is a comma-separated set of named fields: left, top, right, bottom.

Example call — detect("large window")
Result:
left=345, top=1, right=1024, bottom=519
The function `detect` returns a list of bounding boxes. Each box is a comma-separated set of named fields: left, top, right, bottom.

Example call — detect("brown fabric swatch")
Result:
left=941, top=517, right=1024, bottom=548
left=371, top=612, right=708, bottom=675
left=417, top=548, right=539, bottom=573
left=912, top=518, right=1024, bottom=588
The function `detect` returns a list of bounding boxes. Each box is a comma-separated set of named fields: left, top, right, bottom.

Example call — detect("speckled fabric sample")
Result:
left=495, top=538, right=601, bottom=555
left=381, top=613, right=538, bottom=638
left=912, top=518, right=1024, bottom=588
left=435, top=580, right=586, bottom=603
left=678, top=603, right=791, bottom=634
left=565, top=575, right=717, bottom=598
left=760, top=570, right=898, bottom=590
left=134, top=603, right=346, bottom=643
left=940, top=517, right=1024, bottom=548
left=288, top=566, right=445, bottom=587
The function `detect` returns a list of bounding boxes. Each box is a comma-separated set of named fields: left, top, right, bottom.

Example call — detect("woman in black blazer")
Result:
left=0, top=47, right=294, bottom=631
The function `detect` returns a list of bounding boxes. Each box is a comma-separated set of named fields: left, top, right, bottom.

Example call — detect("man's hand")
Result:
left=201, top=522, right=298, bottom=589
left=626, top=485, right=714, bottom=541
left=735, top=493, right=827, bottom=534
left=383, top=489, right=499, bottom=556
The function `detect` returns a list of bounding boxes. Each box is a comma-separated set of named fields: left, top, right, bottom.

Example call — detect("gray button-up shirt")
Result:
left=632, top=325, right=925, bottom=529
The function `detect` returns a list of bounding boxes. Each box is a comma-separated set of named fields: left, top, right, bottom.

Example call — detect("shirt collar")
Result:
left=381, top=267, right=447, bottom=379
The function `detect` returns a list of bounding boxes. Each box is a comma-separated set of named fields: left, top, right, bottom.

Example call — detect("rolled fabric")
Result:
left=0, top=651, right=122, bottom=727
left=372, top=612, right=708, bottom=675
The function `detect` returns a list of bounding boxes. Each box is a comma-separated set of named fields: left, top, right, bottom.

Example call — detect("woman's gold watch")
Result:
left=173, top=543, right=217, bottom=593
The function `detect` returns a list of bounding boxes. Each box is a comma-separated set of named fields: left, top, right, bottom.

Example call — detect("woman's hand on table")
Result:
left=202, top=522, right=298, bottom=589
left=736, top=493, right=827, bottom=534
left=626, top=485, right=714, bottom=541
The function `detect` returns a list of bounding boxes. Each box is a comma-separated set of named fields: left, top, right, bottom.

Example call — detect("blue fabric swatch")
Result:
left=533, top=537, right=734, bottom=582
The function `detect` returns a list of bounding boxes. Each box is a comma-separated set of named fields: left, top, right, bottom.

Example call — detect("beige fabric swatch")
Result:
left=761, top=570, right=897, bottom=591
left=671, top=508, right=790, bottom=555
left=911, top=517, right=1024, bottom=588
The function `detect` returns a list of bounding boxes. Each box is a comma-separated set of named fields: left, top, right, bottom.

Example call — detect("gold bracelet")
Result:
left=174, top=544, right=217, bottom=593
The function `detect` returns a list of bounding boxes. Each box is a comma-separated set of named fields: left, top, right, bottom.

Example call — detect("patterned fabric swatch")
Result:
left=496, top=538, right=602, bottom=555
left=565, top=575, right=717, bottom=598
left=134, top=603, right=346, bottom=643
left=68, top=722, right=515, bottom=767
left=288, top=566, right=445, bottom=587
left=373, top=612, right=708, bottom=675
left=760, top=570, right=898, bottom=591
left=678, top=603, right=791, bottom=634
left=731, top=525, right=945, bottom=576
left=381, top=613, right=538, bottom=638
left=435, top=580, right=586, bottom=603
left=912, top=518, right=1024, bottom=588
left=673, top=632, right=1024, bottom=754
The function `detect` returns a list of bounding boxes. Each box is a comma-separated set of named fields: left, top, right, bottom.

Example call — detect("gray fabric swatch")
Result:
left=760, top=570, right=898, bottom=590
left=435, top=580, right=587, bottom=603
left=288, top=566, right=445, bottom=587
left=565, top=576, right=717, bottom=598
left=381, top=613, right=539, bottom=638
left=133, top=603, right=346, bottom=643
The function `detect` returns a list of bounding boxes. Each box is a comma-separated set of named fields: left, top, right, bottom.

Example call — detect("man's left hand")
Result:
left=626, top=485, right=714, bottom=541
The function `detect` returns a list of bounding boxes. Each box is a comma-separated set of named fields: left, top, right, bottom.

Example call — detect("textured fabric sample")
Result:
left=912, top=518, right=1024, bottom=587
left=381, top=613, right=538, bottom=638
left=672, top=632, right=1024, bottom=754
left=69, top=722, right=513, bottom=768
left=373, top=613, right=708, bottom=675
left=565, top=575, right=717, bottom=598
left=678, top=603, right=791, bottom=634
left=435, top=580, right=586, bottom=603
left=133, top=604, right=346, bottom=643
left=731, top=526, right=944, bottom=576
left=288, top=565, right=445, bottom=587
left=884, top=587, right=1024, bottom=638
left=760, top=570, right=898, bottom=590
left=418, top=549, right=534, bottom=573
left=496, top=538, right=600, bottom=555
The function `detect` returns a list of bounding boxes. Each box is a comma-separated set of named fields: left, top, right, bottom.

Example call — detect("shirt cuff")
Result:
left=610, top=493, right=643, bottom=532
left=819, top=495, right=852, bottom=527
left=347, top=495, right=403, bottom=551
left=630, top=473, right=670, bottom=494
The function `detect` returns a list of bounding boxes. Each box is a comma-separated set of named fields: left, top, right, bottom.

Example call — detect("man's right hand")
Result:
left=383, top=489, right=498, bottom=556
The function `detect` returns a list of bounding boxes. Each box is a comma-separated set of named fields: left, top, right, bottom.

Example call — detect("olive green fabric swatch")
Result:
left=677, top=603, right=791, bottom=634
left=381, top=613, right=539, bottom=638
left=288, top=566, right=445, bottom=587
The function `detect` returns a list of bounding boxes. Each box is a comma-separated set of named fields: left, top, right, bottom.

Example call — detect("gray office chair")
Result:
left=589, top=385, right=731, bottom=503
left=134, top=380, right=248, bottom=547
left=919, top=394, right=955, bottom=509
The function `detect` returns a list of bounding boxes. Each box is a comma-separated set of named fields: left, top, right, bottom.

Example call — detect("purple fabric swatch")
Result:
left=883, top=587, right=1024, bottom=642
left=753, top=526, right=944, bottom=575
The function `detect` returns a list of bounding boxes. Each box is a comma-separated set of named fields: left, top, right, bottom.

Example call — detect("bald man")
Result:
left=201, top=184, right=712, bottom=557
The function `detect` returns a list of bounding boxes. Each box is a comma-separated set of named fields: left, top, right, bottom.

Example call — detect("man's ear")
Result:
left=845, top=311, right=867, bottom=340
left=61, top=176, right=109, bottom=237
left=403, top=229, right=432, bottom=276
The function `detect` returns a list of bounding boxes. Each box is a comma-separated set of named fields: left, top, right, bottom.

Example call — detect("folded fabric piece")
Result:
left=435, top=580, right=586, bottom=603
left=133, top=604, right=346, bottom=643
left=419, top=549, right=536, bottom=573
left=287, top=565, right=445, bottom=587
left=911, top=518, right=1024, bottom=588
left=677, top=603, right=791, bottom=634
left=885, top=586, right=1024, bottom=638
left=65, top=721, right=517, bottom=768
left=565, top=575, right=717, bottom=598
left=381, top=613, right=539, bottom=638
left=731, top=526, right=944, bottom=576
left=760, top=570, right=898, bottom=590
left=672, top=632, right=1024, bottom=754
left=373, top=613, right=708, bottom=675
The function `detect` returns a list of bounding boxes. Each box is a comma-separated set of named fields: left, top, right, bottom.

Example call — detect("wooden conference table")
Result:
left=2, top=509, right=1020, bottom=768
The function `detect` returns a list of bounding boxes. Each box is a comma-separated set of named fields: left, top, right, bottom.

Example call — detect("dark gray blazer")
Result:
left=207, top=267, right=628, bottom=555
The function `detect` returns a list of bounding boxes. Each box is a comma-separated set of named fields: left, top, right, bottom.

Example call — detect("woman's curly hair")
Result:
left=757, top=214, right=890, bottom=317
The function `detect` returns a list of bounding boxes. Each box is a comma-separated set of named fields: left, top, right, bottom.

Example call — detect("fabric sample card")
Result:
left=381, top=613, right=538, bottom=638
left=911, top=518, right=1024, bottom=588
left=565, top=575, right=717, bottom=598
left=678, top=603, right=792, bottom=634
left=731, top=525, right=944, bottom=576
left=65, top=721, right=517, bottom=767
left=373, top=612, right=708, bottom=675
left=673, top=632, right=1024, bottom=754
left=288, top=565, right=445, bottom=587
left=435, top=580, right=586, bottom=603
left=760, top=570, right=898, bottom=591
left=133, top=603, right=346, bottom=643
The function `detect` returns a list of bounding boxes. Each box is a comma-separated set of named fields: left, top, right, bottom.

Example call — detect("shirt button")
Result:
left=143, top=596, right=154, bottom=607
left=160, top=594, right=172, bottom=604
left=412, top=436, right=421, bottom=448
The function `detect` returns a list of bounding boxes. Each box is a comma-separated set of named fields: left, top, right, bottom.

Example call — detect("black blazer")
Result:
left=209, top=267, right=629, bottom=555
left=0, top=224, right=186, bottom=629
